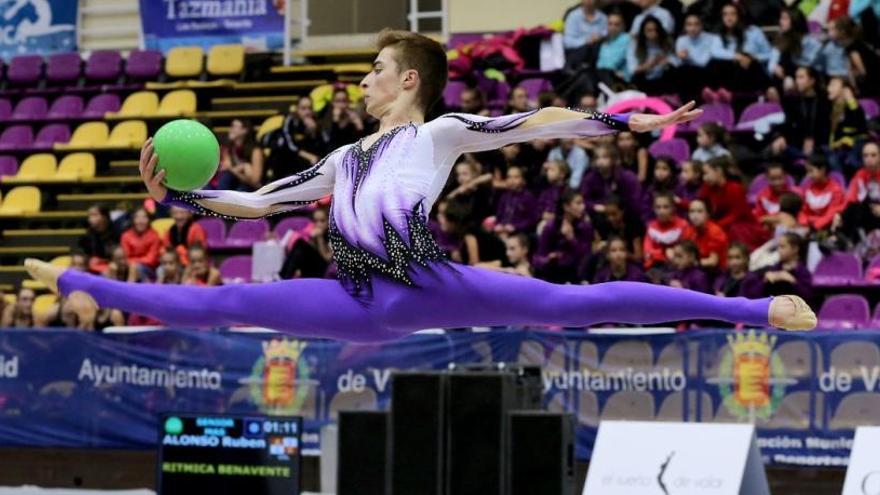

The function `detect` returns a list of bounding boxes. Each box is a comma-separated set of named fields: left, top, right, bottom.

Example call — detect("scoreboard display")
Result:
left=158, top=413, right=302, bottom=495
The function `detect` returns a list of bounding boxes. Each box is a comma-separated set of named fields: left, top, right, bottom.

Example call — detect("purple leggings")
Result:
left=58, top=262, right=771, bottom=342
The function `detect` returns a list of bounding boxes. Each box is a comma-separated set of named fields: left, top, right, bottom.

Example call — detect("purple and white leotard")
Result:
left=58, top=109, right=771, bottom=341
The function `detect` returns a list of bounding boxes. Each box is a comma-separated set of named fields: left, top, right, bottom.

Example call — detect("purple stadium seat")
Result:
left=196, top=218, right=227, bottom=248
left=126, top=50, right=163, bottom=81
left=800, top=170, right=846, bottom=189
left=735, top=102, right=783, bottom=130
left=648, top=138, right=690, bottom=164
left=32, top=124, right=71, bottom=149
left=274, top=216, right=312, bottom=238
left=46, top=53, right=81, bottom=86
left=813, top=253, right=863, bottom=287
left=0, top=99, right=11, bottom=119
left=866, top=254, right=880, bottom=284
left=443, top=80, right=468, bottom=110
left=872, top=302, right=880, bottom=328
left=681, top=103, right=735, bottom=132
left=82, top=93, right=121, bottom=119
left=0, top=156, right=18, bottom=177
left=219, top=255, right=252, bottom=284
left=47, top=95, right=84, bottom=119
left=488, top=81, right=511, bottom=110
left=84, top=50, right=122, bottom=83
left=859, top=98, right=879, bottom=120
left=10, top=96, right=48, bottom=121
left=223, top=219, right=270, bottom=248
left=0, top=125, right=33, bottom=151
left=818, top=294, right=870, bottom=329
left=7, top=55, right=43, bottom=86
left=747, top=172, right=795, bottom=204
left=518, top=78, right=552, bottom=102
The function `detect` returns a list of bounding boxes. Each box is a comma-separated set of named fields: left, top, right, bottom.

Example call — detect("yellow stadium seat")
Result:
left=50, top=255, right=72, bottom=268
left=256, top=114, right=284, bottom=141
left=106, top=91, right=159, bottom=119
left=102, top=121, right=147, bottom=149
left=166, top=46, right=204, bottom=78
left=207, top=44, right=245, bottom=76
left=3, top=294, right=14, bottom=305
left=156, top=89, right=197, bottom=117
left=55, top=122, right=109, bottom=150
left=55, top=153, right=96, bottom=180
left=32, top=294, right=57, bottom=315
left=0, top=186, right=40, bottom=215
left=151, top=218, right=175, bottom=237
left=4, top=154, right=57, bottom=183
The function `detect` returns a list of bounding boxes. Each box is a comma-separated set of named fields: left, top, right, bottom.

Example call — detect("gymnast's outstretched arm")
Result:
left=139, top=137, right=348, bottom=220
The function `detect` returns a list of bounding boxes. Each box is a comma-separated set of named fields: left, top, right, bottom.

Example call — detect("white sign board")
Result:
left=842, top=427, right=880, bottom=495
left=583, top=421, right=769, bottom=495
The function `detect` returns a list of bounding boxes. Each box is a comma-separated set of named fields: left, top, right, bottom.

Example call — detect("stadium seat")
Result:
left=0, top=98, right=11, bottom=119
left=82, top=93, right=121, bottom=119
left=50, top=255, right=72, bottom=268
left=47, top=95, right=84, bottom=119
left=830, top=393, right=880, bottom=429
left=648, top=138, right=690, bottom=164
left=32, top=294, right=58, bottom=315
left=818, top=294, right=870, bottom=329
left=0, top=125, right=34, bottom=151
left=443, top=80, right=468, bottom=110
left=165, top=46, right=204, bottom=79
left=106, top=91, right=159, bottom=119
left=221, top=219, right=270, bottom=248
left=256, top=115, right=285, bottom=141
left=151, top=218, right=175, bottom=236
left=3, top=154, right=56, bottom=182
left=55, top=153, right=96, bottom=180
left=869, top=255, right=880, bottom=284
left=812, top=253, right=863, bottom=287
left=6, top=55, right=43, bottom=87
left=518, top=78, right=553, bottom=103
left=206, top=44, right=245, bottom=76
left=155, top=89, right=197, bottom=116
left=747, top=172, right=795, bottom=204
left=33, top=124, right=71, bottom=150
left=11, top=96, right=48, bottom=121
left=84, top=50, right=122, bottom=84
left=125, top=50, right=163, bottom=82
left=860, top=98, right=879, bottom=120
left=0, top=186, right=41, bottom=215
left=196, top=218, right=227, bottom=248
left=735, top=102, right=783, bottom=132
left=0, top=156, right=18, bottom=177
left=55, top=122, right=109, bottom=150
left=680, top=102, right=735, bottom=132
left=102, top=120, right=147, bottom=149
left=219, top=255, right=252, bottom=284
left=274, top=216, right=311, bottom=238
left=45, top=53, right=82, bottom=87
left=872, top=302, right=880, bottom=328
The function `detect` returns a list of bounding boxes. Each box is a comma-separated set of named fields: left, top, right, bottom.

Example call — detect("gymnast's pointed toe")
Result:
left=24, top=258, right=63, bottom=294
left=769, top=295, right=817, bottom=331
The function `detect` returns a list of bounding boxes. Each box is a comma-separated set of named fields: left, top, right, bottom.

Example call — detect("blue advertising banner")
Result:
left=138, top=0, right=285, bottom=53
left=0, top=0, right=77, bottom=60
left=0, top=328, right=876, bottom=467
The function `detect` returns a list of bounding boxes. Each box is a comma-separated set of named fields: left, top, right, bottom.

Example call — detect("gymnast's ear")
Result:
left=400, top=68, right=420, bottom=91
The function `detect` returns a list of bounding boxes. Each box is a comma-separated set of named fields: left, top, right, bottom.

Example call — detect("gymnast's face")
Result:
left=360, top=47, right=419, bottom=118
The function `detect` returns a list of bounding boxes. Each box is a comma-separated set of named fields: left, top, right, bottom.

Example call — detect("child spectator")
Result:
left=668, top=240, right=711, bottom=293
left=548, top=139, right=589, bottom=189
left=799, top=153, right=847, bottom=232
left=827, top=76, right=868, bottom=173
left=753, top=163, right=800, bottom=227
left=594, top=195, right=645, bottom=264
left=675, top=13, right=720, bottom=102
left=1, top=287, right=35, bottom=328
left=715, top=242, right=751, bottom=297
left=700, top=156, right=768, bottom=248
left=708, top=3, right=772, bottom=93
left=479, top=233, right=534, bottom=277
left=280, top=208, right=333, bottom=279
left=70, top=251, right=88, bottom=272
left=644, top=192, right=690, bottom=269
left=163, top=206, right=208, bottom=266
left=157, top=251, right=183, bottom=285
left=580, top=144, right=643, bottom=218
left=446, top=159, right=493, bottom=222
left=182, top=246, right=222, bottom=286
left=495, top=166, right=539, bottom=236
left=617, top=131, right=650, bottom=183
left=441, top=200, right=506, bottom=266
left=534, top=190, right=593, bottom=283
left=216, top=118, right=265, bottom=191
left=685, top=198, right=730, bottom=270
left=537, top=160, right=570, bottom=229
left=833, top=15, right=880, bottom=97
left=595, top=11, right=631, bottom=87
left=677, top=159, right=703, bottom=205
left=692, top=122, right=731, bottom=162
left=78, top=204, right=120, bottom=274
left=592, top=236, right=648, bottom=283
left=768, top=8, right=822, bottom=93
left=643, top=156, right=679, bottom=213
left=748, top=233, right=813, bottom=300
left=121, top=208, right=162, bottom=278
left=104, top=246, right=138, bottom=283
left=838, top=141, right=880, bottom=242
left=627, top=16, right=678, bottom=94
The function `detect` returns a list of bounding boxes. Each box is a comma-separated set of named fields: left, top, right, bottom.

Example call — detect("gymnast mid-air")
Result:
left=26, top=29, right=816, bottom=341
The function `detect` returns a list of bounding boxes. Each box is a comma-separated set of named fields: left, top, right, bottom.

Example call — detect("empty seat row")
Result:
left=0, top=120, right=146, bottom=151
left=0, top=50, right=161, bottom=94
left=196, top=216, right=314, bottom=250
left=0, top=186, right=40, bottom=215
left=0, top=90, right=195, bottom=123
left=812, top=252, right=880, bottom=287
left=1, top=153, right=95, bottom=183
left=818, top=294, right=880, bottom=329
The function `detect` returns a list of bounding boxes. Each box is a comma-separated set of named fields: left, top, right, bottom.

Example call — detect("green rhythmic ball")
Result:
left=152, top=119, right=219, bottom=191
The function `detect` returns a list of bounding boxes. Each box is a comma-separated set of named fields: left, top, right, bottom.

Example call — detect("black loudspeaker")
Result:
left=391, top=372, right=447, bottom=495
left=446, top=371, right=517, bottom=495
left=507, top=411, right=575, bottom=495
left=337, top=411, right=388, bottom=495
left=510, top=364, right=543, bottom=410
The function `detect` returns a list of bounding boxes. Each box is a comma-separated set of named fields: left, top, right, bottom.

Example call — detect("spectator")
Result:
left=667, top=240, right=711, bottom=293
left=494, top=166, right=539, bottom=236
left=460, top=88, right=491, bottom=116
left=479, top=233, right=534, bottom=277
left=592, top=236, right=648, bottom=283
left=440, top=199, right=505, bottom=265
left=70, top=251, right=88, bottom=272
left=748, top=232, right=812, bottom=300
left=850, top=0, right=880, bottom=48
left=321, top=87, right=365, bottom=151
left=157, top=251, right=184, bottom=285
left=799, top=153, right=847, bottom=232
left=595, top=11, right=631, bottom=88
left=819, top=16, right=851, bottom=79
left=563, top=0, right=608, bottom=69
left=749, top=192, right=806, bottom=270
left=644, top=192, right=690, bottom=269
left=216, top=118, right=264, bottom=191
left=78, top=204, right=120, bottom=274
left=692, top=122, right=731, bottom=162
left=263, top=96, right=324, bottom=178
left=770, top=66, right=830, bottom=161
left=677, top=159, right=704, bottom=205
left=715, top=242, right=751, bottom=297
left=280, top=208, right=333, bottom=279
left=768, top=8, right=821, bottom=93
left=163, top=206, right=208, bottom=266
left=580, top=144, right=643, bottom=218
left=536, top=160, right=570, bottom=228
left=182, top=246, right=222, bottom=286
left=708, top=2, right=772, bottom=93
left=594, top=195, right=645, bottom=264
left=834, top=15, right=880, bottom=97
left=630, top=0, right=675, bottom=36
left=617, top=131, right=650, bottom=183
left=120, top=208, right=162, bottom=278
left=753, top=163, right=800, bottom=227
left=1, top=287, right=34, bottom=328
left=446, top=159, right=494, bottom=222
left=506, top=86, right=532, bottom=114
left=675, top=13, right=720, bottom=102
left=700, top=156, right=767, bottom=248
left=684, top=198, right=729, bottom=269
left=548, top=138, right=589, bottom=189
left=37, top=295, right=124, bottom=331
left=838, top=141, right=880, bottom=243
left=627, top=16, right=678, bottom=95
left=534, top=190, right=593, bottom=283
left=104, top=246, right=138, bottom=283
left=643, top=156, right=679, bottom=212
left=827, top=76, right=868, bottom=173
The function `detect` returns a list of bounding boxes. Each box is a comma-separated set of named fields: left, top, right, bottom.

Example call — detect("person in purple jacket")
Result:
left=593, top=236, right=648, bottom=283
left=534, top=190, right=594, bottom=283
left=746, top=232, right=813, bottom=302
left=580, top=143, right=644, bottom=219
left=536, top=159, right=570, bottom=228
left=494, top=165, right=538, bottom=236
left=667, top=240, right=710, bottom=293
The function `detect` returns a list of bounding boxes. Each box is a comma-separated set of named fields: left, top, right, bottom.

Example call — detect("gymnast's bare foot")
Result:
left=769, top=295, right=817, bottom=331
left=24, top=258, right=63, bottom=293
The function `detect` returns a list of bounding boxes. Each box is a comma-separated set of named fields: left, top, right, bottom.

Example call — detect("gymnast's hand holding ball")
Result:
left=140, top=119, right=220, bottom=201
